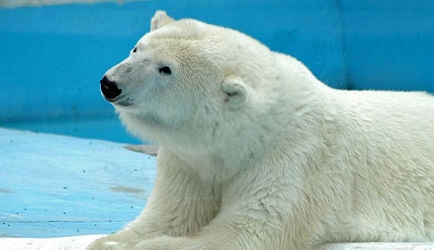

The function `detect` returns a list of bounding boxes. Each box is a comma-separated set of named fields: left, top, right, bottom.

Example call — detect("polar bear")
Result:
left=89, top=11, right=434, bottom=250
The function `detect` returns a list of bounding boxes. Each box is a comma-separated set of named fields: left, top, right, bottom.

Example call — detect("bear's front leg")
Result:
left=87, top=148, right=220, bottom=250
left=120, top=169, right=314, bottom=250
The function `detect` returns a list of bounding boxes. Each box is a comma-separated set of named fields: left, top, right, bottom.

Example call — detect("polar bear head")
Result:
left=100, top=11, right=286, bottom=154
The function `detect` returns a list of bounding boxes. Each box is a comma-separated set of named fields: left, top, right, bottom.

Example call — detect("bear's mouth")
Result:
left=114, top=96, right=134, bottom=107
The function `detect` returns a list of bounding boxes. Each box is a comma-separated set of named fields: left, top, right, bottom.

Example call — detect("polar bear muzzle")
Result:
left=100, top=75, right=122, bottom=101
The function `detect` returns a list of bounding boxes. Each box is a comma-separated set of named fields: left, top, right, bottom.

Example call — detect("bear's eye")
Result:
left=159, top=66, right=172, bottom=75
left=132, top=47, right=137, bottom=53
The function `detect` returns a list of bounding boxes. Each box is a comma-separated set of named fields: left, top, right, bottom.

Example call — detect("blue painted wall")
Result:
left=339, top=0, right=434, bottom=91
left=0, top=0, right=433, bottom=142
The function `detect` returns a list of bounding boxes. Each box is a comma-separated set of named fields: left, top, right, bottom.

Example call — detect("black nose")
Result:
left=100, top=76, right=122, bottom=101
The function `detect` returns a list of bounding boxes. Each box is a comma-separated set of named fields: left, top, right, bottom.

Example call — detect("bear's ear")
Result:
left=151, top=10, right=175, bottom=31
left=221, top=76, right=248, bottom=109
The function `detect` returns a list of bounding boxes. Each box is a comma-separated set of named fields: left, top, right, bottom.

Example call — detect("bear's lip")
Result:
left=110, top=95, right=134, bottom=107
left=117, top=99, right=134, bottom=107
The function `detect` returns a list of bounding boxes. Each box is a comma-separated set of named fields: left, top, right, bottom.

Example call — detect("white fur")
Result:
left=88, top=11, right=434, bottom=250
